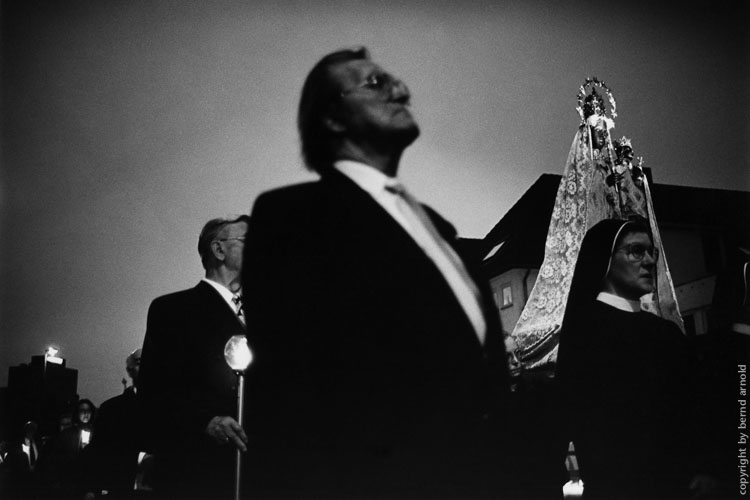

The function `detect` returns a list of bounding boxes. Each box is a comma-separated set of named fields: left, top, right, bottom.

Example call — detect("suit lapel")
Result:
left=320, top=169, right=447, bottom=263
left=194, top=281, right=246, bottom=331
left=319, top=169, right=499, bottom=348
left=321, top=170, right=412, bottom=239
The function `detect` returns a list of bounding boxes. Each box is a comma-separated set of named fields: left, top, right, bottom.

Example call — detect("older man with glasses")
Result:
left=240, top=47, right=518, bottom=499
left=138, top=215, right=250, bottom=500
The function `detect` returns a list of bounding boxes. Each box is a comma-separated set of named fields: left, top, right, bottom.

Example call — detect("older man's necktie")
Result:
left=384, top=181, right=486, bottom=344
left=232, top=294, right=245, bottom=326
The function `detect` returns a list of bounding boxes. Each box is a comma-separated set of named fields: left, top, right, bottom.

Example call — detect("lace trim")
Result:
left=510, top=126, right=682, bottom=372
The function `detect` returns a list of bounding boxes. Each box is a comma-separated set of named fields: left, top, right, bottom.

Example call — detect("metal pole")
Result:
left=234, top=372, right=245, bottom=500
left=604, top=130, right=624, bottom=218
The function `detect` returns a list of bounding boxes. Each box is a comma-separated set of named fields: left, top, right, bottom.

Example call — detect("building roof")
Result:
left=481, top=173, right=750, bottom=277
left=481, top=174, right=559, bottom=276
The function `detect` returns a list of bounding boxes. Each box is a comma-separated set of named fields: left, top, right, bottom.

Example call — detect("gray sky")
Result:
left=2, top=0, right=748, bottom=405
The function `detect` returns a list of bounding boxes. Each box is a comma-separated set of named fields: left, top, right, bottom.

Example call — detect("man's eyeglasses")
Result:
left=340, top=72, right=404, bottom=98
left=615, top=243, right=659, bottom=262
left=217, top=237, right=246, bottom=243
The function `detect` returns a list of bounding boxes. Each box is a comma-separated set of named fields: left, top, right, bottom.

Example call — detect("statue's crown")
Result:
left=576, top=77, right=617, bottom=124
left=615, top=136, right=632, bottom=149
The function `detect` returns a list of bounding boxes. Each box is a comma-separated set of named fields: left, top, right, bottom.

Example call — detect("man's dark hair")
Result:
left=297, top=46, right=370, bottom=174
left=197, top=215, right=251, bottom=270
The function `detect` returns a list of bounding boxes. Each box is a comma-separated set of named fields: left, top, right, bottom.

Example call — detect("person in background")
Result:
left=76, top=399, right=95, bottom=437
left=0, top=440, right=7, bottom=465
left=556, top=219, right=715, bottom=499
left=241, top=46, right=515, bottom=499
left=138, top=215, right=250, bottom=500
left=37, top=399, right=97, bottom=499
left=83, top=348, right=152, bottom=499
left=57, top=411, right=74, bottom=433
left=0, top=440, right=8, bottom=498
left=2, top=421, right=43, bottom=499
left=692, top=242, right=750, bottom=497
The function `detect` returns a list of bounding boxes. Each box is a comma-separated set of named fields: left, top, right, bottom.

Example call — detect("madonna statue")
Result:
left=509, top=77, right=684, bottom=373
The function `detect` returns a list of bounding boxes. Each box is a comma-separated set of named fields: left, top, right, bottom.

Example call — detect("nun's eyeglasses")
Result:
left=615, top=243, right=659, bottom=262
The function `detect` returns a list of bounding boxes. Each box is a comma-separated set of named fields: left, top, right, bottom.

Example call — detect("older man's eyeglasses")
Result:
left=217, top=237, right=246, bottom=243
left=340, top=72, right=404, bottom=98
left=615, top=243, right=659, bottom=262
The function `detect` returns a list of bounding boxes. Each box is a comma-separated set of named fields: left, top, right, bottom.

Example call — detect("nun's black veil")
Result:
left=555, top=218, right=642, bottom=377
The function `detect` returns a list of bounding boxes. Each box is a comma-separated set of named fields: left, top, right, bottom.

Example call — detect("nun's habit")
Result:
left=556, top=219, right=703, bottom=499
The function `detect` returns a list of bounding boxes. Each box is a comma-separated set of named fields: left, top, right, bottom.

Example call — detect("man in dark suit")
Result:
left=241, top=47, right=514, bottom=499
left=138, top=215, right=250, bottom=500
left=82, top=349, right=150, bottom=499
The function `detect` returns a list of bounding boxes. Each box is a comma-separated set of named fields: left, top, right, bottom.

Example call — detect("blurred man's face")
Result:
left=78, top=404, right=93, bottom=424
left=24, top=422, right=38, bottom=439
left=216, top=221, right=248, bottom=274
left=126, top=349, right=142, bottom=384
left=504, top=337, right=522, bottom=379
left=59, top=414, right=73, bottom=431
left=330, top=58, right=419, bottom=150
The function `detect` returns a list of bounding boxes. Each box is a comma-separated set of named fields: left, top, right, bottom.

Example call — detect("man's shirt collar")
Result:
left=202, top=278, right=239, bottom=305
left=334, top=160, right=396, bottom=197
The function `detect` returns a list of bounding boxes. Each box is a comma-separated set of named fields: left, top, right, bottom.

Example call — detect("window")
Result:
left=501, top=284, right=513, bottom=308
left=683, top=314, right=696, bottom=336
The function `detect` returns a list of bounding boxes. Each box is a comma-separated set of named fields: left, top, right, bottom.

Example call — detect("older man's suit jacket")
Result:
left=241, top=170, right=513, bottom=499
left=138, top=280, right=245, bottom=499
left=81, top=387, right=141, bottom=495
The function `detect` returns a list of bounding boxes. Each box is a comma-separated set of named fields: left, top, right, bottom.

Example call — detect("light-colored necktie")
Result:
left=384, top=181, right=486, bottom=344
left=232, top=294, right=245, bottom=325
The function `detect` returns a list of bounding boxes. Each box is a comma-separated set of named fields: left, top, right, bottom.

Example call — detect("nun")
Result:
left=556, top=219, right=714, bottom=499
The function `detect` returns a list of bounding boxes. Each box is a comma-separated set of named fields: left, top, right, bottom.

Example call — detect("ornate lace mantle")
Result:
left=510, top=126, right=683, bottom=372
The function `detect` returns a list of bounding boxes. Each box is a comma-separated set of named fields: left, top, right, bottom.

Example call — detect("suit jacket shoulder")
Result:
left=252, top=180, right=326, bottom=219
left=148, top=281, right=216, bottom=313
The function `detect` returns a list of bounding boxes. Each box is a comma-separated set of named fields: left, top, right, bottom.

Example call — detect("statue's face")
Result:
left=584, top=94, right=604, bottom=117
left=622, top=146, right=634, bottom=162
left=589, top=119, right=607, bottom=150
